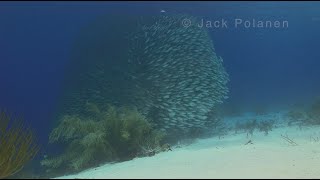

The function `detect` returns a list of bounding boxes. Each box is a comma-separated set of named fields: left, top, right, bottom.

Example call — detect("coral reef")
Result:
left=42, top=13, right=230, bottom=176
left=0, top=111, right=39, bottom=179
left=41, top=104, right=165, bottom=173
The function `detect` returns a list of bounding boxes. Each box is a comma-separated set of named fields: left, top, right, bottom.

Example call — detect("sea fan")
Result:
left=0, top=110, right=39, bottom=179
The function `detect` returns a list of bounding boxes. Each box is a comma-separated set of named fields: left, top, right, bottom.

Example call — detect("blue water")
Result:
left=1, top=2, right=320, bottom=177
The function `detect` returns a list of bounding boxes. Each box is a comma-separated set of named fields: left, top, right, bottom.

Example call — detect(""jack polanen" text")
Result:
left=197, top=18, right=289, bottom=29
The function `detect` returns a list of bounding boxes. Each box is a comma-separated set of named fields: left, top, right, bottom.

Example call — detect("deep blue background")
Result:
left=1, top=2, right=320, bottom=145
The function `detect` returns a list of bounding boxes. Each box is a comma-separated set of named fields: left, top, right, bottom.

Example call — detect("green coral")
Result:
left=48, top=115, right=101, bottom=143
left=42, top=104, right=165, bottom=173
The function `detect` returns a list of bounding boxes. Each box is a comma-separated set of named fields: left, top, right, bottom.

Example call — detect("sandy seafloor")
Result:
left=55, top=111, right=320, bottom=179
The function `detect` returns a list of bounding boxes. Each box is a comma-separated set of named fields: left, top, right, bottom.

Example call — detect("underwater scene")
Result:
left=1, top=1, right=320, bottom=179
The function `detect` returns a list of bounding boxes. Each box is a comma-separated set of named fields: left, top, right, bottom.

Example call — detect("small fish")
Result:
left=126, top=14, right=229, bottom=133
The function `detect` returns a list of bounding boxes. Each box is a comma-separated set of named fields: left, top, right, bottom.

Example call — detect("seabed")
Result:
left=55, top=111, right=320, bottom=179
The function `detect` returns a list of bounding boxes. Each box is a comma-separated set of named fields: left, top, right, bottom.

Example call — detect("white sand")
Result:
left=56, top=113, right=320, bottom=179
